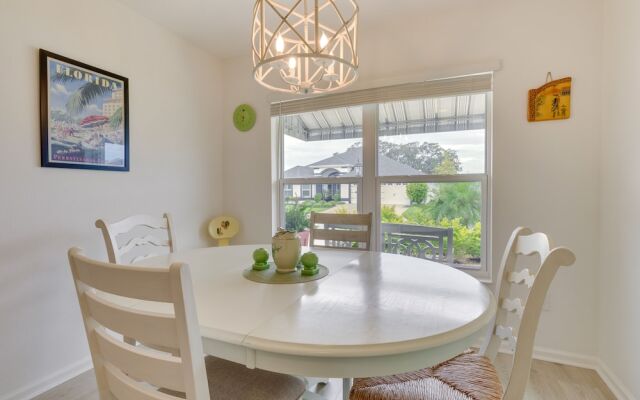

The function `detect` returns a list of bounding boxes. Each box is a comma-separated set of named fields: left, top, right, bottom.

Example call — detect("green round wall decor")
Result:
left=233, top=104, right=256, bottom=132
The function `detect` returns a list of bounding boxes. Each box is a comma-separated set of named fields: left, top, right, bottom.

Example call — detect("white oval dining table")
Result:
left=137, top=245, right=496, bottom=399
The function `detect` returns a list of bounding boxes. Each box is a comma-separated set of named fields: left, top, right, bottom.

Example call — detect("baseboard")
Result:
left=0, top=357, right=92, bottom=400
left=496, top=344, right=636, bottom=400
left=492, top=341, right=600, bottom=369
left=531, top=346, right=600, bottom=370
left=531, top=346, right=638, bottom=398
left=596, top=361, right=637, bottom=400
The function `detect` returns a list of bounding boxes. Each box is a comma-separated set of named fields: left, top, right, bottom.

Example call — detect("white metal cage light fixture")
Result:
left=252, top=0, right=359, bottom=95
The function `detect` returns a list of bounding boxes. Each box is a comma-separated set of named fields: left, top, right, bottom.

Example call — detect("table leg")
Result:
left=342, top=378, right=352, bottom=400
left=303, top=377, right=329, bottom=388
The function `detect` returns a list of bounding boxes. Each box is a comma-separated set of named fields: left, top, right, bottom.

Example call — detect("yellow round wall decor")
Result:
left=233, top=104, right=256, bottom=132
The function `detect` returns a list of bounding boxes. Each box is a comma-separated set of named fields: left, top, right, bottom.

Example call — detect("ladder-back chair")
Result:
left=68, top=248, right=305, bottom=400
left=350, top=227, right=576, bottom=400
left=309, top=212, right=372, bottom=250
left=95, top=213, right=176, bottom=264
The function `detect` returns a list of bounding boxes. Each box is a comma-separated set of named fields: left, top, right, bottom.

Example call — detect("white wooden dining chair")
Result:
left=68, top=248, right=306, bottom=400
left=349, top=227, right=576, bottom=400
left=309, top=212, right=372, bottom=250
left=95, top=213, right=176, bottom=264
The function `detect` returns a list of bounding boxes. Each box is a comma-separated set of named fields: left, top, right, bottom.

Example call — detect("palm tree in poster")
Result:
left=109, top=106, right=123, bottom=128
left=66, top=83, right=112, bottom=116
left=51, top=73, right=113, bottom=116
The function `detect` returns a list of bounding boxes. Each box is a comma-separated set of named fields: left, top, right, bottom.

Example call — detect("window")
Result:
left=273, top=75, right=492, bottom=278
left=278, top=106, right=363, bottom=239
left=301, top=184, right=312, bottom=199
left=377, top=94, right=487, bottom=270
left=283, top=184, right=316, bottom=200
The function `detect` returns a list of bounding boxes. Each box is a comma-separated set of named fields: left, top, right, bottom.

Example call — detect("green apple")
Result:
left=253, top=248, right=269, bottom=264
left=300, top=252, right=319, bottom=269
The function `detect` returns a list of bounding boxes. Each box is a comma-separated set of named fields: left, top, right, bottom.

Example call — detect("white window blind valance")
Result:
left=271, top=73, right=493, bottom=116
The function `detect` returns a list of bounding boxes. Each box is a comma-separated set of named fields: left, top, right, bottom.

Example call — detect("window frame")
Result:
left=283, top=184, right=293, bottom=199
left=301, top=184, right=312, bottom=199
left=274, top=82, right=492, bottom=282
left=277, top=177, right=364, bottom=233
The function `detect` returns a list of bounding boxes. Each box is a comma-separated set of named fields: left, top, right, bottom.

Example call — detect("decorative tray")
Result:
left=242, top=263, right=329, bottom=284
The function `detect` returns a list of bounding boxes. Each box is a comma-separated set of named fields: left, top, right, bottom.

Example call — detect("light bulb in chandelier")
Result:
left=275, top=35, right=285, bottom=54
left=314, top=32, right=334, bottom=69
left=288, top=57, right=297, bottom=70
left=282, top=56, right=300, bottom=86
left=319, top=32, right=329, bottom=50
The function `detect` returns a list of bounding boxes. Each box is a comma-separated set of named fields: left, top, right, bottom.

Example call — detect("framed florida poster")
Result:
left=39, top=49, right=129, bottom=171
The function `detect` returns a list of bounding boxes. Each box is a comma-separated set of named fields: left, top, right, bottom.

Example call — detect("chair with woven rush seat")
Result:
left=68, top=248, right=305, bottom=400
left=95, top=213, right=177, bottom=264
left=309, top=212, right=372, bottom=250
left=350, top=227, right=576, bottom=400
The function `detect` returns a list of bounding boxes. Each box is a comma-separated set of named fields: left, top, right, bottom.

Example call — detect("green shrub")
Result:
left=402, top=205, right=435, bottom=226
left=427, top=183, right=481, bottom=227
left=285, top=202, right=309, bottom=232
left=406, top=183, right=428, bottom=205
left=437, top=218, right=482, bottom=261
left=381, top=205, right=404, bottom=223
left=333, top=205, right=351, bottom=214
left=400, top=209, right=482, bottom=263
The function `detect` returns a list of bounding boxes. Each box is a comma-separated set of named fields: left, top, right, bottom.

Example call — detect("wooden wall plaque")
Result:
left=528, top=77, right=572, bottom=122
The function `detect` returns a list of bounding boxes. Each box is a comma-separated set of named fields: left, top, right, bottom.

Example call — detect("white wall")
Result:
left=222, top=0, right=602, bottom=358
left=0, top=0, right=224, bottom=398
left=599, top=0, right=640, bottom=397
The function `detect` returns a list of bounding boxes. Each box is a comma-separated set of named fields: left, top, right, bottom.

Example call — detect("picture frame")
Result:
left=39, top=49, right=129, bottom=171
left=527, top=76, right=572, bottom=122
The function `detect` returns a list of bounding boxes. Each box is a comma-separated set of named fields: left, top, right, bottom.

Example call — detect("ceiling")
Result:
left=116, top=0, right=476, bottom=59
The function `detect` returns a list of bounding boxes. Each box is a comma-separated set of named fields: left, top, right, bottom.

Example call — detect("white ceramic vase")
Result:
left=272, top=229, right=301, bottom=273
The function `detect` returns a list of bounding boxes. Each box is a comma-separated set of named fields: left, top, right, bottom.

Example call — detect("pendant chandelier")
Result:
left=252, top=0, right=359, bottom=95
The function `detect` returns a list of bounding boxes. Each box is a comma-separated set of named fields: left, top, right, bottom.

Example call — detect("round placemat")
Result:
left=243, top=263, right=329, bottom=284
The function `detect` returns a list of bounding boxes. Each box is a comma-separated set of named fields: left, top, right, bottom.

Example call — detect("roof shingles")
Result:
left=285, top=147, right=421, bottom=178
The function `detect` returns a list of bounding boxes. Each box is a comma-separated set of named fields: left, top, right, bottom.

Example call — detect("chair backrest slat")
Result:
left=104, top=363, right=178, bottom=400
left=494, top=325, right=517, bottom=352
left=311, top=228, right=370, bottom=243
left=506, top=269, right=535, bottom=288
left=309, top=212, right=372, bottom=250
left=515, top=232, right=550, bottom=259
left=96, top=213, right=176, bottom=264
left=109, top=214, right=169, bottom=234
left=96, top=327, right=185, bottom=392
left=479, top=227, right=576, bottom=400
left=131, top=253, right=162, bottom=264
left=69, top=248, right=210, bottom=400
left=73, top=256, right=172, bottom=302
left=120, top=236, right=170, bottom=255
left=500, top=297, right=524, bottom=318
left=86, top=291, right=178, bottom=350
left=310, top=212, right=371, bottom=225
